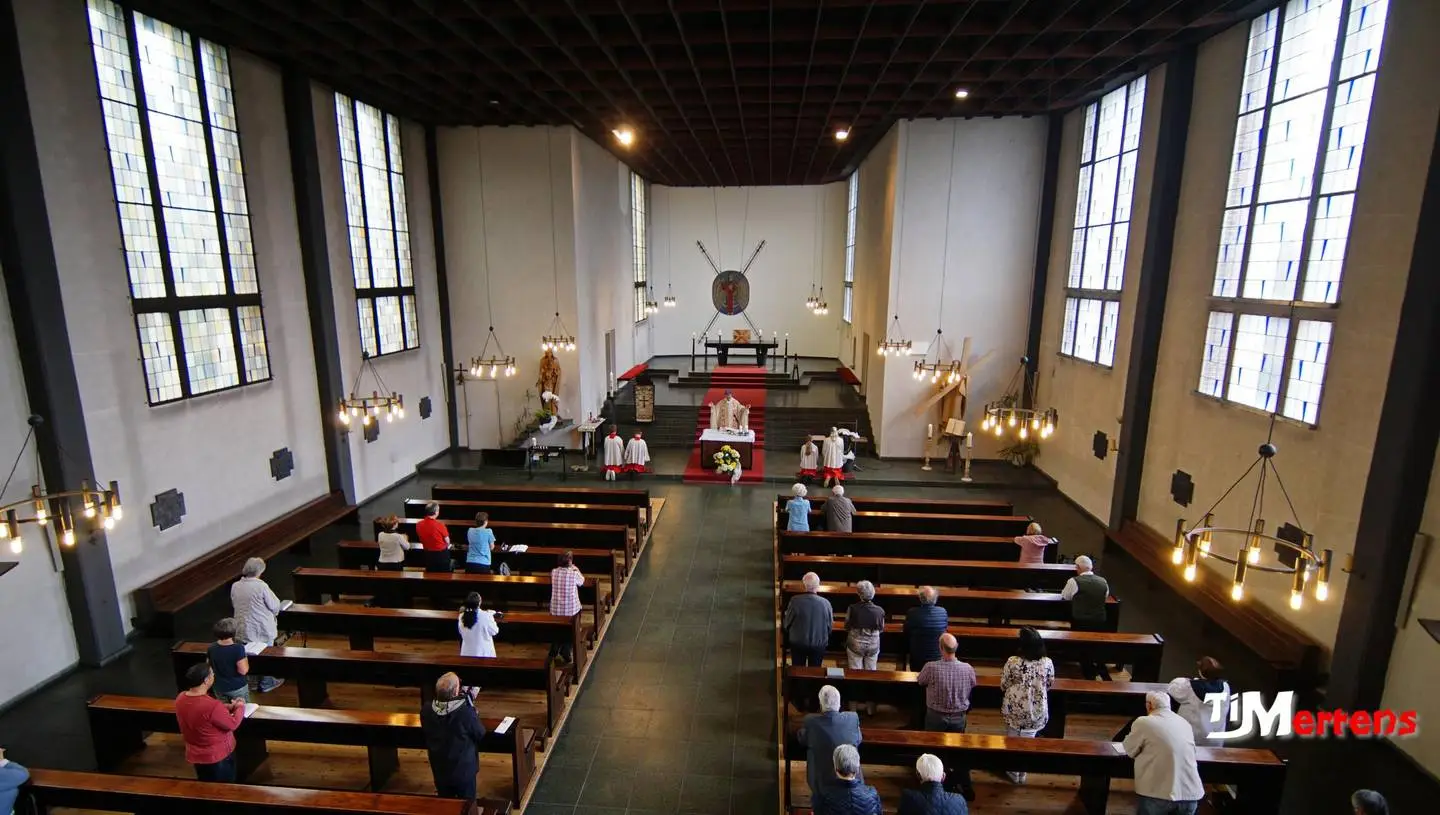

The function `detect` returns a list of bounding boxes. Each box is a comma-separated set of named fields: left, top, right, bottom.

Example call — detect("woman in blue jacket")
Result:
left=0, top=747, right=29, bottom=815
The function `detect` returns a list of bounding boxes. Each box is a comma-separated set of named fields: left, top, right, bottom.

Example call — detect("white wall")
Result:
left=1034, top=68, right=1166, bottom=522
left=0, top=273, right=80, bottom=705
left=649, top=184, right=847, bottom=358
left=313, top=88, right=449, bottom=497
left=14, top=0, right=332, bottom=628
left=572, top=135, right=638, bottom=420
left=1136, top=4, right=1439, bottom=646
left=876, top=118, right=1047, bottom=458
left=847, top=124, right=902, bottom=444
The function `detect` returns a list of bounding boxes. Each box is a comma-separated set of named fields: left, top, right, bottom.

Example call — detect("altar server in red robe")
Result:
left=821, top=427, right=847, bottom=487
left=624, top=432, right=651, bottom=477
left=798, top=436, right=820, bottom=482
left=602, top=425, right=625, bottom=481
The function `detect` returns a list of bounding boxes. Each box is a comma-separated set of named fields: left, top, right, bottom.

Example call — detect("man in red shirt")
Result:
left=175, top=663, right=245, bottom=782
left=417, top=502, right=453, bottom=573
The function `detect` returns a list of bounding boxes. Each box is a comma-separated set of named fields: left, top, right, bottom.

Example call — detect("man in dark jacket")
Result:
left=813, top=744, right=882, bottom=815
left=903, top=586, right=948, bottom=670
left=899, top=753, right=969, bottom=814
left=798, top=685, right=863, bottom=799
left=420, top=672, right=487, bottom=799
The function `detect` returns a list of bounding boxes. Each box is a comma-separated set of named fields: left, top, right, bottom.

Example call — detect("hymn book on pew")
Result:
left=495, top=716, right=515, bottom=735
left=243, top=703, right=258, bottom=718
left=243, top=641, right=266, bottom=656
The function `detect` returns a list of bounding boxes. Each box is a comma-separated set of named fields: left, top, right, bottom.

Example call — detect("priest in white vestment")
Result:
left=623, top=433, right=650, bottom=476
left=821, top=427, right=846, bottom=487
left=708, top=390, right=750, bottom=431
left=798, top=438, right=819, bottom=482
left=602, top=425, right=625, bottom=481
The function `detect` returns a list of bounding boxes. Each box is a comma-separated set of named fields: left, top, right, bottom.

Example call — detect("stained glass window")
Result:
left=844, top=172, right=858, bottom=323
left=631, top=172, right=649, bottom=324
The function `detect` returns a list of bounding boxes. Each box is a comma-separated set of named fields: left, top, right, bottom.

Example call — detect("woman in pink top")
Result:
left=1013, top=522, right=1055, bottom=564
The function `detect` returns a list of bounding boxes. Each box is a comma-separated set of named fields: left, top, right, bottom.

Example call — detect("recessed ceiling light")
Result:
left=835, top=128, right=850, bottom=141
left=954, top=88, right=970, bottom=99
left=612, top=127, right=635, bottom=147
left=488, top=99, right=499, bottom=105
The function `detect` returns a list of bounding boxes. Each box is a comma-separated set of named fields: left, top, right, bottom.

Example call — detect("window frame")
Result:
left=88, top=0, right=271, bottom=406
left=843, top=172, right=858, bottom=323
left=336, top=93, right=419, bottom=358
left=1198, top=0, right=1385, bottom=427
left=631, top=171, right=650, bottom=325
left=1058, top=73, right=1147, bottom=368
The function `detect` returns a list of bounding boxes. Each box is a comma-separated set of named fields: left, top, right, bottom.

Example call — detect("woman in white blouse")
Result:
left=376, top=515, right=411, bottom=571
left=458, top=592, right=499, bottom=658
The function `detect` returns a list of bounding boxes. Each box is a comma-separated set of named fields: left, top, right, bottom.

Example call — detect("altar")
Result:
left=699, top=428, right=756, bottom=469
left=705, top=340, right=779, bottom=366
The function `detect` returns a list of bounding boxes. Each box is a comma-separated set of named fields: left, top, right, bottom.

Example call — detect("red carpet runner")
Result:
left=683, top=366, right=767, bottom=484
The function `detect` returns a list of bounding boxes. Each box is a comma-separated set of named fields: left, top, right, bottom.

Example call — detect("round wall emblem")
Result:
left=711, top=270, right=750, bottom=316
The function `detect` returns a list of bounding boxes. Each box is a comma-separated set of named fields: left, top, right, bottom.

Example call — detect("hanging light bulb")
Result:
left=1171, top=520, right=1187, bottom=565
left=1019, top=425, right=1028, bottom=440
left=993, top=422, right=1003, bottom=437
left=1172, top=545, right=1185, bottom=565
left=1184, top=563, right=1197, bottom=582
left=1231, top=557, right=1247, bottom=602
left=1007, top=413, right=1017, bottom=428
left=108, top=483, right=123, bottom=521
left=1031, top=417, right=1040, bottom=430
left=1314, top=549, right=1333, bottom=601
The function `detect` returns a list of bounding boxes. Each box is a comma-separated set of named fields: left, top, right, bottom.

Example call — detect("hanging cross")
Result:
left=697, top=239, right=766, bottom=338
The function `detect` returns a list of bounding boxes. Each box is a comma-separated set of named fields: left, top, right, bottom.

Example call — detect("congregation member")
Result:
left=787, top=482, right=812, bottom=531
left=826, top=484, right=856, bottom=533
left=1012, top=521, right=1056, bottom=564
left=602, top=424, right=625, bottom=481
left=1000, top=626, right=1054, bottom=783
left=547, top=551, right=584, bottom=666
left=1352, top=789, right=1389, bottom=815
left=1166, top=656, right=1231, bottom=745
left=917, top=633, right=977, bottom=800
left=465, top=512, right=495, bottom=574
left=821, top=428, right=846, bottom=487
left=231, top=557, right=284, bottom=693
left=784, top=571, right=834, bottom=669
left=1061, top=555, right=1112, bottom=680
left=797, top=685, right=863, bottom=800
left=0, top=747, right=29, bottom=815
left=421, top=672, right=488, bottom=801
left=813, top=744, right=883, bottom=815
left=844, top=580, right=884, bottom=671
left=898, top=753, right=969, bottom=815
left=458, top=592, right=500, bottom=658
left=375, top=514, right=411, bottom=571
left=207, top=617, right=251, bottom=704
left=799, top=436, right=820, bottom=482
left=174, top=663, right=245, bottom=783
left=1123, top=690, right=1205, bottom=815
left=417, top=502, right=453, bottom=573
left=903, top=586, right=948, bottom=671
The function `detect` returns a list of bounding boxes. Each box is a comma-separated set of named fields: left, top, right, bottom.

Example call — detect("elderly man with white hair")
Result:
left=903, top=586, right=949, bottom=671
left=784, top=571, right=834, bottom=670
left=825, top=484, right=856, bottom=532
left=898, top=753, right=969, bottom=815
left=230, top=557, right=285, bottom=693
left=1061, top=555, right=1112, bottom=680
left=813, top=743, right=882, bottom=815
left=798, top=685, right=864, bottom=801
left=1123, top=690, right=1205, bottom=815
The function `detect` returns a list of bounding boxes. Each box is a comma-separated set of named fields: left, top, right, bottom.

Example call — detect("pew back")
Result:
left=778, top=530, right=1051, bottom=562
left=782, top=554, right=1075, bottom=591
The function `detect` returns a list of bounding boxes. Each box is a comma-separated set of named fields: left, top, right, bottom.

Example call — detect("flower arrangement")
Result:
left=713, top=445, right=743, bottom=483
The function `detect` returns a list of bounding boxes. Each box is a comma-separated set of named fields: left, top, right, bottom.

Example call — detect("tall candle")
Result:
left=966, top=432, right=973, bottom=448
left=927, top=423, right=934, bottom=439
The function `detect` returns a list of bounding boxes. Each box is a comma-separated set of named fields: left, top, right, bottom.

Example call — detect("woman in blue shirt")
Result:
left=786, top=483, right=812, bottom=532
left=465, top=513, right=495, bottom=574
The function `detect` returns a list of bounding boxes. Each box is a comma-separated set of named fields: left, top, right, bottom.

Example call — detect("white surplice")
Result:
left=602, top=433, right=625, bottom=468
left=624, top=436, right=650, bottom=468
left=821, top=435, right=846, bottom=469
left=799, top=442, right=819, bottom=471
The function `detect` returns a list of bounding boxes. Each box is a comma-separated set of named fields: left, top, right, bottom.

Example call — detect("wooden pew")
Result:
left=291, top=568, right=606, bottom=641
left=816, top=622, right=1165, bottom=681
left=389, top=517, right=635, bottom=562
left=779, top=530, right=1053, bottom=563
left=279, top=604, right=590, bottom=682
left=431, top=484, right=650, bottom=533
left=774, top=494, right=1014, bottom=518
left=21, top=769, right=503, bottom=814
left=403, top=498, right=638, bottom=532
left=171, top=643, right=565, bottom=737
left=782, top=554, right=1075, bottom=591
left=785, top=667, right=1162, bottom=738
left=783, top=729, right=1286, bottom=815
left=775, top=507, right=1032, bottom=537
left=782, top=581, right=1121, bottom=631
left=336, top=541, right=627, bottom=596
left=86, top=694, right=536, bottom=806
left=133, top=492, right=358, bottom=635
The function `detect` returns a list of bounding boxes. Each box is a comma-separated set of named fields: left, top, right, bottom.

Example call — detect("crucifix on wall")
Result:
left=696, top=239, right=766, bottom=338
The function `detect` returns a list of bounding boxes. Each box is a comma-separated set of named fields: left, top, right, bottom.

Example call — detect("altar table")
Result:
left=705, top=340, right=779, bottom=366
left=699, top=428, right=756, bottom=469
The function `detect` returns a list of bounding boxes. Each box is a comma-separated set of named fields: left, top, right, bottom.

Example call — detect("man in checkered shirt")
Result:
left=548, top=550, right=585, bottom=666
left=916, top=632, right=977, bottom=800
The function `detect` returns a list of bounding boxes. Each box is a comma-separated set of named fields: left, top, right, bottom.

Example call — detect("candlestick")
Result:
left=927, top=423, right=934, bottom=439
left=966, top=431, right=973, bottom=449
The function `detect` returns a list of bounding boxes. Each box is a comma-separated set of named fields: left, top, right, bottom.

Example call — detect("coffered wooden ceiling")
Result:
left=123, top=0, right=1270, bottom=186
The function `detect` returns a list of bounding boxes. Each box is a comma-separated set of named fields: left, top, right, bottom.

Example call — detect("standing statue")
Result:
left=536, top=350, right=561, bottom=415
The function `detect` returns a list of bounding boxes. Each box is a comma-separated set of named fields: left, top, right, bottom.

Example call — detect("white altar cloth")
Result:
left=700, top=428, right=756, bottom=444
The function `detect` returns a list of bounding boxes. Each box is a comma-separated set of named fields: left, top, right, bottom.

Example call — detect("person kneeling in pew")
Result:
left=422, top=672, right=488, bottom=801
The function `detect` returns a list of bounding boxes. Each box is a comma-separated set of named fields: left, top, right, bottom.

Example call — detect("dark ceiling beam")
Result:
left=667, top=0, right=739, bottom=186
left=515, top=0, right=699, bottom=185
left=785, top=2, right=825, bottom=186
left=800, top=0, right=876, bottom=185
left=614, top=0, right=722, bottom=186
left=718, top=0, right=756, bottom=184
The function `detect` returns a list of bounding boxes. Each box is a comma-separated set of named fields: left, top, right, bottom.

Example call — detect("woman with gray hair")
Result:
left=1351, top=790, right=1388, bottom=815
left=230, top=557, right=284, bottom=693
left=845, top=581, right=885, bottom=673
